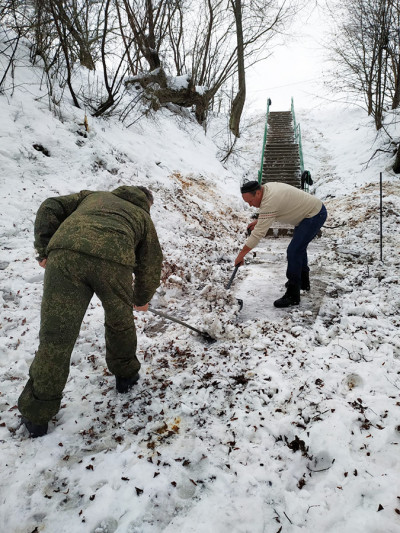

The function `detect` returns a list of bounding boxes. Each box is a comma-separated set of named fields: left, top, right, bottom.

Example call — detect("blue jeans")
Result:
left=286, top=204, right=327, bottom=286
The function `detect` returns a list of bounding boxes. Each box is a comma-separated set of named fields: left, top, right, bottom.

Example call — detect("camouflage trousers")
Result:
left=18, top=249, right=140, bottom=425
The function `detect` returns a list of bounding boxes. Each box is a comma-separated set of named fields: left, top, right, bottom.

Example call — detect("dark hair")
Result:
left=240, top=180, right=261, bottom=195
left=137, top=186, right=154, bottom=205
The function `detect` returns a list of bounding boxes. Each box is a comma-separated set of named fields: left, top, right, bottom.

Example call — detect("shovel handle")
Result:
left=226, top=265, right=239, bottom=290
left=148, top=307, right=215, bottom=342
left=148, top=307, right=205, bottom=336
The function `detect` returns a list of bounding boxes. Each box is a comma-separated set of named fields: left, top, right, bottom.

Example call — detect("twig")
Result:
left=0, top=33, right=19, bottom=94
left=385, top=375, right=400, bottom=390
left=312, top=409, right=330, bottom=421
left=362, top=148, right=393, bottom=169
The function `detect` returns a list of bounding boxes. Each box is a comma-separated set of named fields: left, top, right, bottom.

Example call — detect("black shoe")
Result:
left=285, top=271, right=310, bottom=291
left=301, top=270, right=310, bottom=291
left=274, top=284, right=300, bottom=308
left=21, top=416, right=48, bottom=438
left=116, top=373, right=140, bottom=393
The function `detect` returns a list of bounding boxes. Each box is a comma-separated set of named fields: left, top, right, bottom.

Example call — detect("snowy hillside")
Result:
left=1, top=42, right=400, bottom=533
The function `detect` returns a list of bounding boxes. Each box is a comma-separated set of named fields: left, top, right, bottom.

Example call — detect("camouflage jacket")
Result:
left=34, top=186, right=163, bottom=305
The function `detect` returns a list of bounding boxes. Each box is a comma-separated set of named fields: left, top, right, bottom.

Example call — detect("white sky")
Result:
left=246, top=2, right=331, bottom=113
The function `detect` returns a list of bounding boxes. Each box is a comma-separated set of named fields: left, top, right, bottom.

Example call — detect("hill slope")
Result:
left=1, top=43, right=400, bottom=533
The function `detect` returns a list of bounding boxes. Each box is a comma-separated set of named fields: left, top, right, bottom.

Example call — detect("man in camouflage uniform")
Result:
left=18, top=185, right=163, bottom=437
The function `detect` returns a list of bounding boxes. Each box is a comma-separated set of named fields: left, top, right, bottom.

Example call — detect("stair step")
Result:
left=263, top=170, right=300, bottom=175
left=268, top=131, right=293, bottom=134
left=264, top=176, right=300, bottom=179
left=264, top=155, right=299, bottom=159
left=266, top=143, right=298, bottom=147
left=267, top=138, right=295, bottom=142
left=267, top=145, right=295, bottom=148
left=263, top=173, right=300, bottom=178
left=265, top=151, right=298, bottom=154
left=264, top=154, right=299, bottom=157
left=264, top=160, right=299, bottom=163
left=264, top=148, right=299, bottom=152
left=263, top=167, right=299, bottom=171
left=263, top=174, right=300, bottom=179
left=264, top=152, right=299, bottom=155
left=264, top=156, right=300, bottom=160
left=263, top=160, right=299, bottom=165
left=264, top=153, right=299, bottom=157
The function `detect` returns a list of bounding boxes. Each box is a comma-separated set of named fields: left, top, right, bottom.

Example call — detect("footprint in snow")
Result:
left=91, top=517, right=118, bottom=533
left=345, top=373, right=364, bottom=390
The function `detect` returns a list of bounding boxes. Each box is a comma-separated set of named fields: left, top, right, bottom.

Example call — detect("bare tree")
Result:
left=385, top=1, right=400, bottom=109
left=1, top=0, right=298, bottom=128
left=48, top=0, right=98, bottom=70
left=229, top=0, right=245, bottom=137
left=121, top=0, right=172, bottom=70
left=188, top=0, right=297, bottom=131
left=329, top=0, right=393, bottom=130
left=122, top=0, right=298, bottom=127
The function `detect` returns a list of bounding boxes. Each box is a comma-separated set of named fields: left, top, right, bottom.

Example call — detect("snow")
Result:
left=1, top=34, right=400, bottom=533
left=168, top=74, right=190, bottom=91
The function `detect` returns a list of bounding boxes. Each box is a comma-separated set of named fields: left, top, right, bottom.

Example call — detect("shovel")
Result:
left=226, top=266, right=243, bottom=310
left=226, top=265, right=240, bottom=289
left=148, top=307, right=216, bottom=343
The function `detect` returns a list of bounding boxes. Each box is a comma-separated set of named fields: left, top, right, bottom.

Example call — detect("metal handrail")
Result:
left=291, top=97, right=297, bottom=130
left=291, top=97, right=308, bottom=192
left=296, top=123, right=304, bottom=174
left=257, top=98, right=271, bottom=184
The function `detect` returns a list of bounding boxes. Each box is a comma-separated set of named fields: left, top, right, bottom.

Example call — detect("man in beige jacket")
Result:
left=235, top=181, right=327, bottom=307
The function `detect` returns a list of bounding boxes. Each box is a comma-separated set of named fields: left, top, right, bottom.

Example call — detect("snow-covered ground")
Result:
left=1, top=39, right=400, bottom=533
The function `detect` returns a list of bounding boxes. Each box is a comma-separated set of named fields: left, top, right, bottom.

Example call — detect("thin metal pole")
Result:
left=380, top=172, right=383, bottom=262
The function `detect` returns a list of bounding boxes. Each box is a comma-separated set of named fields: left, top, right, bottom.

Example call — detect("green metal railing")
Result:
left=291, top=97, right=309, bottom=191
left=257, top=98, right=271, bottom=184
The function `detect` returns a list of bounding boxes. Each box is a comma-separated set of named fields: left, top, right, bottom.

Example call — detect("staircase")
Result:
left=261, top=111, right=301, bottom=188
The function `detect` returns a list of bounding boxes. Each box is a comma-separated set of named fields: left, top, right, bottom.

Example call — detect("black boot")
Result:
left=274, top=284, right=300, bottom=308
left=285, top=271, right=310, bottom=291
left=301, top=270, right=310, bottom=291
left=21, top=416, right=48, bottom=438
left=116, top=373, right=140, bottom=393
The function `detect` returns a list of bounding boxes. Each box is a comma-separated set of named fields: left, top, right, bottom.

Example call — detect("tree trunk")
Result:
left=229, top=0, right=246, bottom=138
left=391, top=56, right=400, bottom=109
left=122, top=0, right=162, bottom=71
left=126, top=69, right=211, bottom=122
left=79, top=48, right=96, bottom=71
left=393, top=144, right=400, bottom=173
left=49, top=0, right=96, bottom=70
